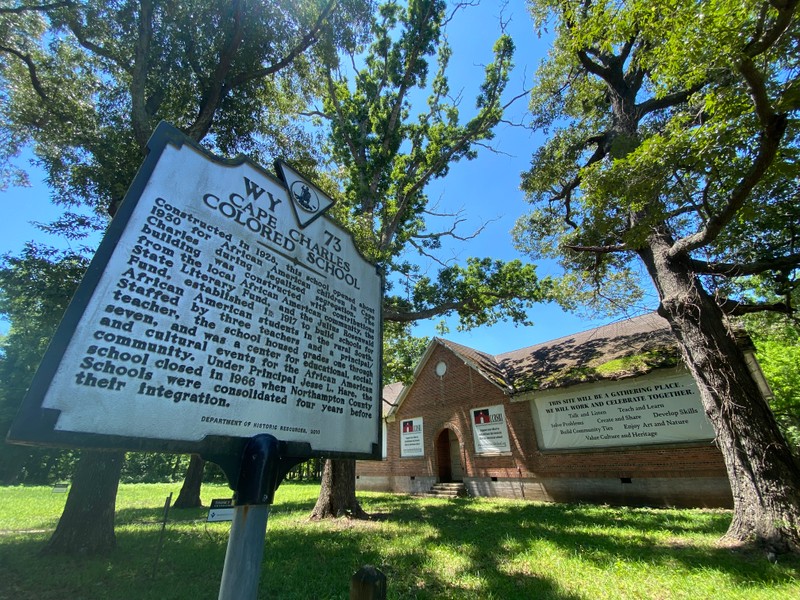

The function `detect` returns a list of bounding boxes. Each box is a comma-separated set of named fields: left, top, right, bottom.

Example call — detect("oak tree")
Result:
left=514, top=0, right=800, bottom=552
left=309, top=0, right=550, bottom=518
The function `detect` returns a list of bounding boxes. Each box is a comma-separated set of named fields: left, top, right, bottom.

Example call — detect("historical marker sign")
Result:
left=8, top=122, right=382, bottom=460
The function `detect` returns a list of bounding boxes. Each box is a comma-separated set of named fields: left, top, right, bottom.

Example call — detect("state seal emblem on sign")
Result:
left=275, top=160, right=335, bottom=229
left=290, top=181, right=319, bottom=213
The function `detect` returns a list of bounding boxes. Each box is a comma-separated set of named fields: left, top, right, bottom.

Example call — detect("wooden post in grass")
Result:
left=350, top=565, right=386, bottom=600
left=151, top=492, right=173, bottom=579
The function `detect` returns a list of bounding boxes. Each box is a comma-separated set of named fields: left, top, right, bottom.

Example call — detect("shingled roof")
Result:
left=438, top=312, right=682, bottom=395
left=381, top=381, right=404, bottom=417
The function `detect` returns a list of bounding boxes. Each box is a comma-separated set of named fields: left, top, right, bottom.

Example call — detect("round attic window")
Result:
left=435, top=361, right=447, bottom=377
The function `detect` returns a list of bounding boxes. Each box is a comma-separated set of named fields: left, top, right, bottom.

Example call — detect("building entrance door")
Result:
left=436, top=429, right=463, bottom=483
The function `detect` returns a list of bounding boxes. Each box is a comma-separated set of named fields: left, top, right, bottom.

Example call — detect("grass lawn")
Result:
left=0, top=482, right=798, bottom=599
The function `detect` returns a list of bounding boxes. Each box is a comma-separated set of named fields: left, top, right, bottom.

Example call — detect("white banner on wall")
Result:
left=400, top=417, right=424, bottom=457
left=530, top=371, right=714, bottom=450
left=471, top=405, right=511, bottom=454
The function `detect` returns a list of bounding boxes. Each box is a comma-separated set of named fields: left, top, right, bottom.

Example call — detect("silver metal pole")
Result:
left=218, top=503, right=270, bottom=600
left=216, top=434, right=281, bottom=600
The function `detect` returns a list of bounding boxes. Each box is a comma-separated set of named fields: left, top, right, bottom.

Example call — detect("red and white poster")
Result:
left=471, top=405, right=511, bottom=454
left=400, top=417, right=424, bottom=457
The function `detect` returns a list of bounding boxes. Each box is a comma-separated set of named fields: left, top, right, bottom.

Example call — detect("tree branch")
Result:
left=224, top=0, right=338, bottom=89
left=688, top=253, right=800, bottom=277
left=186, top=0, right=245, bottom=141
left=323, top=69, right=371, bottom=208
left=637, top=82, right=705, bottom=118
left=743, top=0, right=798, bottom=58
left=384, top=302, right=465, bottom=323
left=669, top=95, right=788, bottom=258
left=362, top=0, right=441, bottom=214
left=549, top=133, right=607, bottom=229
left=564, top=243, right=629, bottom=254
left=408, top=210, right=496, bottom=266
left=718, top=298, right=792, bottom=316
left=384, top=288, right=526, bottom=324
left=0, top=1, right=72, bottom=14
left=187, top=0, right=337, bottom=141
left=576, top=48, right=612, bottom=80
left=380, top=0, right=438, bottom=158
left=667, top=1, right=797, bottom=259
left=0, top=44, right=51, bottom=106
left=65, top=10, right=124, bottom=68
left=130, top=0, right=154, bottom=149
left=378, top=36, right=511, bottom=251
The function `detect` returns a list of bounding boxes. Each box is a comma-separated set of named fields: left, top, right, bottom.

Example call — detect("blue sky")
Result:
left=0, top=2, right=653, bottom=354
left=404, top=2, right=634, bottom=353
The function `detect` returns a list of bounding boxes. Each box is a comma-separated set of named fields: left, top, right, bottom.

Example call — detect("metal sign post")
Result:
left=220, top=503, right=270, bottom=600
left=218, top=434, right=277, bottom=600
left=216, top=434, right=309, bottom=599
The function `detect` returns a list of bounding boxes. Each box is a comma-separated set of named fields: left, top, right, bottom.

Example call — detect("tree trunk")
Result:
left=42, top=450, right=124, bottom=556
left=172, top=454, right=205, bottom=509
left=310, top=459, right=368, bottom=519
left=640, top=234, right=800, bottom=553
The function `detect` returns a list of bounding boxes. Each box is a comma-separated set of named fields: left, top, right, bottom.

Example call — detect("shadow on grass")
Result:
left=115, top=505, right=206, bottom=525
left=360, top=494, right=800, bottom=592
left=0, top=526, right=229, bottom=600
left=112, top=498, right=318, bottom=525
left=3, top=490, right=799, bottom=599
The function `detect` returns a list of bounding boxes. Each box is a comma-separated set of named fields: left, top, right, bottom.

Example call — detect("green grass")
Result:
left=1, top=483, right=798, bottom=599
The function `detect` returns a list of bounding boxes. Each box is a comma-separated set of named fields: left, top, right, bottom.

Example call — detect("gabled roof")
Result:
left=435, top=312, right=681, bottom=394
left=387, top=312, right=684, bottom=418
left=497, top=312, right=679, bottom=393
left=436, top=338, right=514, bottom=391
left=381, top=381, right=404, bottom=417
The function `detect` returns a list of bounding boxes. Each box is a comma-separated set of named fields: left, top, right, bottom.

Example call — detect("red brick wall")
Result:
left=357, top=342, right=731, bottom=507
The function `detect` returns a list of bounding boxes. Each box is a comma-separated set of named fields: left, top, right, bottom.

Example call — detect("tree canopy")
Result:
left=319, top=0, right=550, bottom=328
left=514, top=0, right=799, bottom=316
left=1, top=0, right=371, bottom=223
left=0, top=243, right=87, bottom=483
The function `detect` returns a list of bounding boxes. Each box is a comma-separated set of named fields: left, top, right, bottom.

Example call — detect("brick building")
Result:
left=357, top=313, right=771, bottom=508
